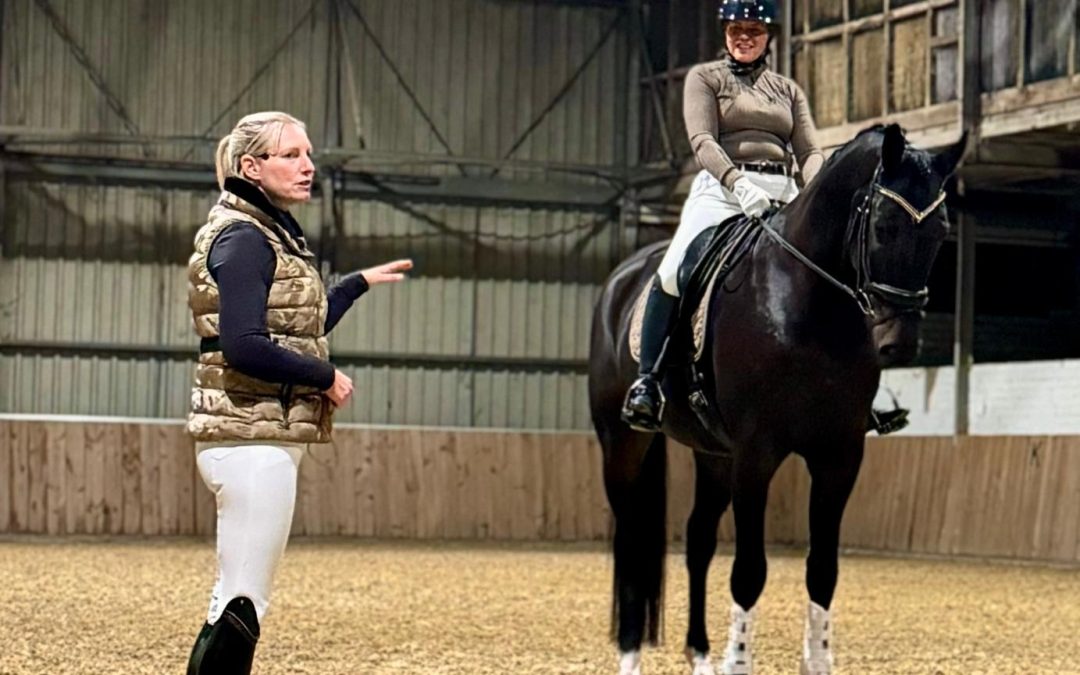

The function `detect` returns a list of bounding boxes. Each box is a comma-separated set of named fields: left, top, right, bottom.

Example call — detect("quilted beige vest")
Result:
left=186, top=189, right=332, bottom=443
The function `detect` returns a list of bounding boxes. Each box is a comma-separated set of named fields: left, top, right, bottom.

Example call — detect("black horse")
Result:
left=588, top=124, right=965, bottom=674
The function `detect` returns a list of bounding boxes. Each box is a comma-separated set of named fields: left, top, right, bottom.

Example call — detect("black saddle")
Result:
left=666, top=212, right=765, bottom=364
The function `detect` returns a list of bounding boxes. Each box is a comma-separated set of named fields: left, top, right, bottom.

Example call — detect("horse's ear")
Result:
left=933, top=131, right=968, bottom=178
left=881, top=123, right=905, bottom=176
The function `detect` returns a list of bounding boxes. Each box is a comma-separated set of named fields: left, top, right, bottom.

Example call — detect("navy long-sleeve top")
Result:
left=206, top=179, right=368, bottom=391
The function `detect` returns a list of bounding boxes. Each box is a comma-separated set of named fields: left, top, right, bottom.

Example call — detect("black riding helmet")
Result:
left=718, top=0, right=779, bottom=24
left=718, top=0, right=779, bottom=71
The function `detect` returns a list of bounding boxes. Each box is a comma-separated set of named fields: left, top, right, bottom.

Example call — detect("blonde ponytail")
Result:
left=214, top=134, right=233, bottom=189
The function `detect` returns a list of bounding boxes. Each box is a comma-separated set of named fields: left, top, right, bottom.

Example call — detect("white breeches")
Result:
left=656, top=169, right=799, bottom=297
left=196, top=444, right=304, bottom=624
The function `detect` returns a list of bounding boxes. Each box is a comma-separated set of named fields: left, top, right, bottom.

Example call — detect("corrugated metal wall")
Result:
left=1, top=0, right=627, bottom=167
left=0, top=0, right=633, bottom=430
left=0, top=182, right=611, bottom=428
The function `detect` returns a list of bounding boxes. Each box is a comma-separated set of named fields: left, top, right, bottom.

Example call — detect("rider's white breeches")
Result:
left=196, top=443, right=303, bottom=625
left=656, top=169, right=799, bottom=297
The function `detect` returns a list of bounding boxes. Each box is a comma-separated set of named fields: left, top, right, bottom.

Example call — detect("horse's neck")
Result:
left=779, top=153, right=874, bottom=279
left=753, top=147, right=878, bottom=344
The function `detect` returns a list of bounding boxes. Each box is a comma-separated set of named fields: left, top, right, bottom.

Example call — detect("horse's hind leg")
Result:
left=719, top=450, right=782, bottom=675
left=800, top=444, right=864, bottom=675
left=685, top=452, right=733, bottom=674
left=599, top=424, right=668, bottom=674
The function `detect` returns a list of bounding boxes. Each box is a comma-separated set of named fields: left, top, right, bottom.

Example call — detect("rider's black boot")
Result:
left=622, top=279, right=680, bottom=432
left=870, top=407, right=910, bottom=435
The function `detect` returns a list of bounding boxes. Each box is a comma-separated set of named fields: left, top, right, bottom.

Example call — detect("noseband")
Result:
left=759, top=166, right=945, bottom=318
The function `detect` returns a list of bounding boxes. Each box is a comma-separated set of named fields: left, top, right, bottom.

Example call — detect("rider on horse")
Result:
left=622, top=0, right=824, bottom=432
left=622, top=0, right=911, bottom=435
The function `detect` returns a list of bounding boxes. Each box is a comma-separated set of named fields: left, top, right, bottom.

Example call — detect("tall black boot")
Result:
left=622, top=279, right=680, bottom=431
left=870, top=407, right=910, bottom=434
left=187, top=596, right=260, bottom=675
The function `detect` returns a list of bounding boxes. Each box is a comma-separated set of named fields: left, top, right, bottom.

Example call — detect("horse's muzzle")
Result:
left=873, top=314, right=921, bottom=366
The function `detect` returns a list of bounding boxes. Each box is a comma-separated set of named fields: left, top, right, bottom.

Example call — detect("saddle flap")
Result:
left=629, top=215, right=763, bottom=364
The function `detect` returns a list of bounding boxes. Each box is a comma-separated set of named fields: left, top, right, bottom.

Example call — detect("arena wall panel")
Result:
left=4, top=418, right=1080, bottom=563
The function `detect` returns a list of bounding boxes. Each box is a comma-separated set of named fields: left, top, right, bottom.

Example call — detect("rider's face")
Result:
left=725, top=21, right=769, bottom=64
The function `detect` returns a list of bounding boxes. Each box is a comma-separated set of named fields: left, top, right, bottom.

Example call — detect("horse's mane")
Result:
left=815, top=124, right=887, bottom=177
left=780, top=124, right=889, bottom=231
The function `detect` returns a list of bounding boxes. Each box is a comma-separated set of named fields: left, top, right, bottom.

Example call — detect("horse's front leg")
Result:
left=685, top=452, right=733, bottom=675
left=720, top=450, right=781, bottom=675
left=801, top=444, right=864, bottom=675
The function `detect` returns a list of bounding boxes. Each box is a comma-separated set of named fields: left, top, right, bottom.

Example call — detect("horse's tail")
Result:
left=609, top=432, right=668, bottom=646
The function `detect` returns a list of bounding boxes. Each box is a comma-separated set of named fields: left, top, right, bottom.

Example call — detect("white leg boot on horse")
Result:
left=618, top=649, right=642, bottom=675
left=719, top=603, right=754, bottom=675
left=686, top=647, right=717, bottom=675
left=800, top=602, right=834, bottom=675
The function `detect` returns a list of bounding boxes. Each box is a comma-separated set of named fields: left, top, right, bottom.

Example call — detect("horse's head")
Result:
left=856, top=124, right=966, bottom=366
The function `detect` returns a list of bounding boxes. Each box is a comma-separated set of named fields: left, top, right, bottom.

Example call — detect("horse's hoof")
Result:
left=618, top=650, right=642, bottom=675
left=686, top=649, right=716, bottom=675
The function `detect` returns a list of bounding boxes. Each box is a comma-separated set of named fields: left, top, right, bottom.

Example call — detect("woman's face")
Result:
left=725, top=20, right=769, bottom=64
left=241, top=123, right=315, bottom=209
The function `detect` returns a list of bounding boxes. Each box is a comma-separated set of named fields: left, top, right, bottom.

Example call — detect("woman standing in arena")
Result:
left=184, top=111, right=411, bottom=674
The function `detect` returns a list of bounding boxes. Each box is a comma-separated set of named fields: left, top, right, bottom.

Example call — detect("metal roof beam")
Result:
left=2, top=152, right=622, bottom=211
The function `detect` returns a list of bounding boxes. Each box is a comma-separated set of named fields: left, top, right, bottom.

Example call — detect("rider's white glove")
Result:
left=730, top=176, right=772, bottom=218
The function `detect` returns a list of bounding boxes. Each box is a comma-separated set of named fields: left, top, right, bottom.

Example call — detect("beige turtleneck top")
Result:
left=683, top=57, right=824, bottom=189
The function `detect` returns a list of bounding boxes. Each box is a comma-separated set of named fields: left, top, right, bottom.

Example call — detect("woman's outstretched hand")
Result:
left=360, top=259, right=413, bottom=286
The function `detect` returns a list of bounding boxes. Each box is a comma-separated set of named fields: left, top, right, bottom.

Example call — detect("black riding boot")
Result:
left=187, top=596, right=260, bottom=675
left=622, top=279, right=680, bottom=432
left=870, top=407, right=910, bottom=434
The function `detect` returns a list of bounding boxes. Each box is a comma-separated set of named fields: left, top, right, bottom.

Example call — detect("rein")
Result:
left=758, top=167, right=944, bottom=318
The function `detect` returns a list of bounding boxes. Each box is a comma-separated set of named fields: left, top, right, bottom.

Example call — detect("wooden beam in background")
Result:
left=954, top=0, right=981, bottom=436
left=792, top=0, right=956, bottom=44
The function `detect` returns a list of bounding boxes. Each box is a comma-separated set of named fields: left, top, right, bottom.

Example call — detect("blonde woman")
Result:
left=185, top=111, right=411, bottom=673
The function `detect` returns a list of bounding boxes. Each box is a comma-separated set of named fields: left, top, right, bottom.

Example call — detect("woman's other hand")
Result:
left=325, top=369, right=354, bottom=407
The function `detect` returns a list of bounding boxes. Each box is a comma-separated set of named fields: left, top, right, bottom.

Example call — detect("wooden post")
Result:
left=1069, top=0, right=1077, bottom=78
left=925, top=7, right=933, bottom=107
left=780, top=0, right=793, bottom=77
left=954, top=0, right=981, bottom=436
left=667, top=0, right=681, bottom=146
left=961, top=0, right=981, bottom=132
left=618, top=2, right=640, bottom=262
left=841, top=0, right=850, bottom=123
left=883, top=0, right=892, bottom=114
left=953, top=206, right=975, bottom=435
left=636, top=2, right=676, bottom=162
left=699, top=0, right=713, bottom=63
left=1016, top=0, right=1027, bottom=87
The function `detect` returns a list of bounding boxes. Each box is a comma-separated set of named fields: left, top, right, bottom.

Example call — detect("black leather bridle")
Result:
left=759, top=166, right=946, bottom=319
